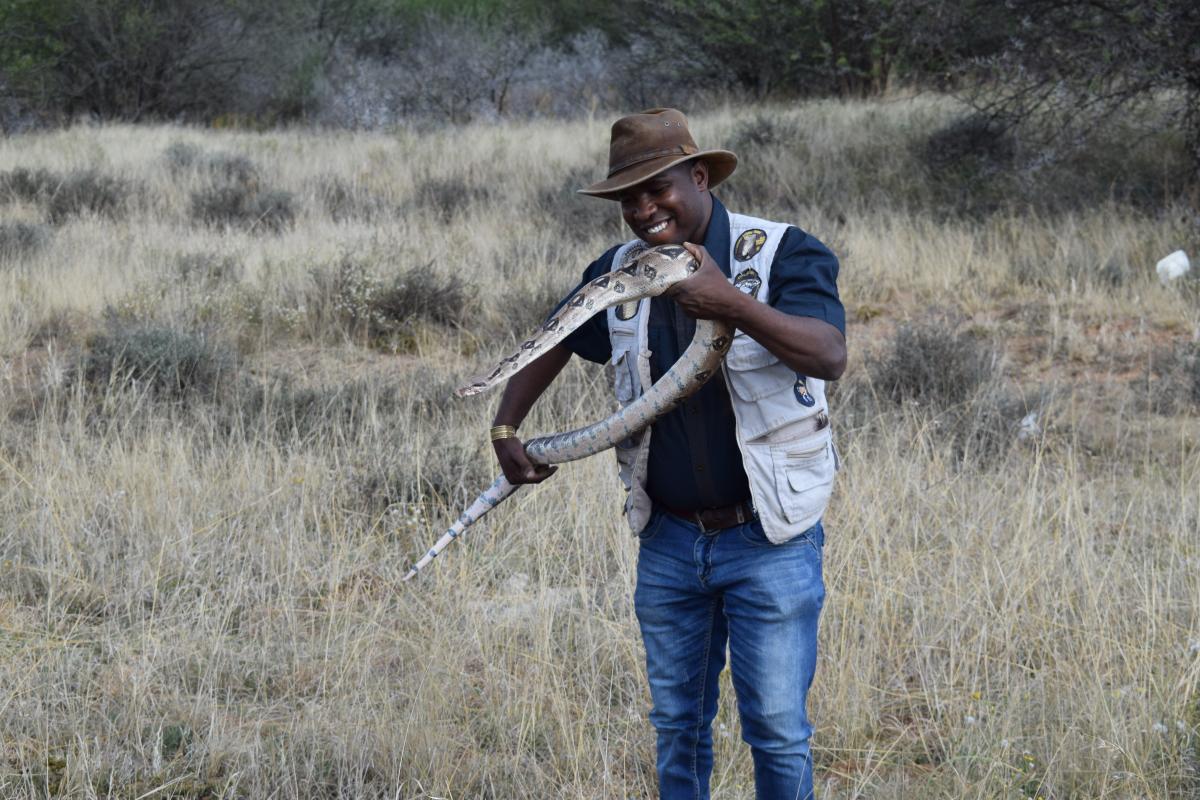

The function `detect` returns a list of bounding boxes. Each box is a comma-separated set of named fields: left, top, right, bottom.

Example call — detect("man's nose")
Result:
left=630, top=195, right=656, bottom=220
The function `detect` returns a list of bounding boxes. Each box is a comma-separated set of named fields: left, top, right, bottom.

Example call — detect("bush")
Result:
left=191, top=184, right=295, bottom=233
left=45, top=170, right=132, bottom=222
left=0, top=167, right=131, bottom=222
left=165, top=143, right=259, bottom=185
left=312, top=174, right=388, bottom=223
left=84, top=322, right=235, bottom=400
left=869, top=319, right=998, bottom=409
left=0, top=167, right=57, bottom=203
left=727, top=112, right=802, bottom=152
left=415, top=176, right=493, bottom=222
left=0, top=221, right=51, bottom=261
left=173, top=251, right=243, bottom=287
left=1145, top=343, right=1200, bottom=414
left=923, top=113, right=1016, bottom=173
left=307, top=256, right=475, bottom=346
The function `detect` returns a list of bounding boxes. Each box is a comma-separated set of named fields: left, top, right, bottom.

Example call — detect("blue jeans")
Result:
left=634, top=509, right=825, bottom=800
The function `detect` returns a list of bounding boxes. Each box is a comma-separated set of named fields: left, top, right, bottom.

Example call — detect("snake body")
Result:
left=403, top=245, right=733, bottom=581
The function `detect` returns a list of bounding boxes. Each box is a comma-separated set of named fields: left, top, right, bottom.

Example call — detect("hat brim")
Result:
left=577, top=149, right=738, bottom=199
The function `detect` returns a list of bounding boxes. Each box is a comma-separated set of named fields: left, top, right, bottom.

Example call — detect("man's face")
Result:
left=616, top=160, right=711, bottom=246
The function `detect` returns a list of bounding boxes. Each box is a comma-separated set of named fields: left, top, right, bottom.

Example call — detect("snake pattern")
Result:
left=403, top=244, right=734, bottom=581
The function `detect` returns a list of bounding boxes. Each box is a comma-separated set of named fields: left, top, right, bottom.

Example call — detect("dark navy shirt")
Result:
left=557, top=197, right=844, bottom=512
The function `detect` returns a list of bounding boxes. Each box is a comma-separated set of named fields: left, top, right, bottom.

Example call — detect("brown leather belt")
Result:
left=659, top=500, right=756, bottom=534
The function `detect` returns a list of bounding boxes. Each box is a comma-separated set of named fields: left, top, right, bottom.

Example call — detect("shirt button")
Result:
left=696, top=465, right=706, bottom=472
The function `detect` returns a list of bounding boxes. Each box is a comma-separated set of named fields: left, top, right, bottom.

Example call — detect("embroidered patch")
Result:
left=794, top=375, right=816, bottom=407
left=615, top=300, right=639, bottom=321
left=732, top=267, right=762, bottom=296
left=734, top=229, right=767, bottom=261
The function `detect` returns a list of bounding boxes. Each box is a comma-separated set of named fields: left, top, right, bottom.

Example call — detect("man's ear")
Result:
left=691, top=159, right=710, bottom=191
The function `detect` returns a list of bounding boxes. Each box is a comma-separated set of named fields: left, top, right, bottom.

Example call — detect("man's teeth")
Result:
left=647, top=220, right=668, bottom=234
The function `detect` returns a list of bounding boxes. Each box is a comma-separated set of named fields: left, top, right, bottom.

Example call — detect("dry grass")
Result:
left=0, top=97, right=1197, bottom=798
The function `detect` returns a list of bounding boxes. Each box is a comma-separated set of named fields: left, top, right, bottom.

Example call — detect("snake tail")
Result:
left=402, top=475, right=520, bottom=581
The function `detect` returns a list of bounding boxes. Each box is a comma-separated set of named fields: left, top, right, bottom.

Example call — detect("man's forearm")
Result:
left=728, top=294, right=847, bottom=381
left=492, top=343, right=573, bottom=428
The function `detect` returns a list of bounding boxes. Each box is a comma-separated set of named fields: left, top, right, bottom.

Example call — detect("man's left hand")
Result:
left=669, top=242, right=746, bottom=320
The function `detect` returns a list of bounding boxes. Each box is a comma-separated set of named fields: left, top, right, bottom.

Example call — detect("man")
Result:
left=490, top=108, right=846, bottom=800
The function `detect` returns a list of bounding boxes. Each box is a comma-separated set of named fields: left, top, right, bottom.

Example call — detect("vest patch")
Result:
left=733, top=267, right=762, bottom=296
left=735, top=229, right=767, bottom=261
left=794, top=375, right=816, bottom=407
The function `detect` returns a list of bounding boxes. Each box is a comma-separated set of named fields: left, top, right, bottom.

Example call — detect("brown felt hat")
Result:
left=578, top=108, right=738, bottom=199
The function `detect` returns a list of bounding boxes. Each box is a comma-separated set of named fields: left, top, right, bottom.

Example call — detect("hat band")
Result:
left=607, top=144, right=699, bottom=178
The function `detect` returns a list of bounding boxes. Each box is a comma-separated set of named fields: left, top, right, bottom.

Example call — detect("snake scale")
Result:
left=403, top=244, right=734, bottom=581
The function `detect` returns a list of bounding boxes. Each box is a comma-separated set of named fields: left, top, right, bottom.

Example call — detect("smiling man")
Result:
left=490, top=108, right=846, bottom=800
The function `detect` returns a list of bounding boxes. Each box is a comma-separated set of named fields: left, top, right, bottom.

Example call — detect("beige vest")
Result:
left=607, top=213, right=838, bottom=543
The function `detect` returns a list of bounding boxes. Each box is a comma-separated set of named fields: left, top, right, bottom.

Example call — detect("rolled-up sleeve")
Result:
left=767, top=227, right=845, bottom=336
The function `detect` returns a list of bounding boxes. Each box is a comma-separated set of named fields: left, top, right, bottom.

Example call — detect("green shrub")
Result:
left=84, top=322, right=235, bottom=400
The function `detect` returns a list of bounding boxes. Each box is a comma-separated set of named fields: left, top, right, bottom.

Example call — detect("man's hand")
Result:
left=668, top=242, right=749, bottom=320
left=493, top=436, right=558, bottom=484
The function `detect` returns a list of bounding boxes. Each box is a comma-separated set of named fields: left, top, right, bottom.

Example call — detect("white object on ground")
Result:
left=1017, top=412, right=1041, bottom=441
left=1156, top=250, right=1190, bottom=283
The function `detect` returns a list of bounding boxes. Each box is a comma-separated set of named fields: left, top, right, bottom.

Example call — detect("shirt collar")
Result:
left=702, top=195, right=732, bottom=277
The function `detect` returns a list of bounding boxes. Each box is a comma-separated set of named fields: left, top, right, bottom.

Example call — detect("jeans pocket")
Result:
left=737, top=518, right=774, bottom=547
left=637, top=510, right=667, bottom=541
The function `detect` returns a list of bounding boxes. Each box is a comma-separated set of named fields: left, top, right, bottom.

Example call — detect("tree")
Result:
left=932, top=0, right=1200, bottom=186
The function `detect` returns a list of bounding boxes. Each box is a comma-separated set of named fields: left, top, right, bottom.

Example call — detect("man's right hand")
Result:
left=493, top=437, right=558, bottom=484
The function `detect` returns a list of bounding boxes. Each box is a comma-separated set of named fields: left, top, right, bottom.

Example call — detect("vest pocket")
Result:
left=724, top=335, right=791, bottom=402
left=771, top=439, right=836, bottom=525
left=611, top=349, right=637, bottom=405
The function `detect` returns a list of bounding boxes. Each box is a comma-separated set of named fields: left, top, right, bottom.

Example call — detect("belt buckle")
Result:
left=696, top=512, right=711, bottom=535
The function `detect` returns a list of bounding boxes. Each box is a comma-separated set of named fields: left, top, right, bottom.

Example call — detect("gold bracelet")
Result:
left=489, top=424, right=518, bottom=442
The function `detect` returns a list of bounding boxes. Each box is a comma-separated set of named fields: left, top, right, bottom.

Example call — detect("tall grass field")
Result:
left=0, top=96, right=1197, bottom=798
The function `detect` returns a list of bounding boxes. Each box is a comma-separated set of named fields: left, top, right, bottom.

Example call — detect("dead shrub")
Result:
left=415, top=175, right=493, bottom=221
left=869, top=319, right=999, bottom=410
left=306, top=256, right=475, bottom=346
left=0, top=221, right=51, bottom=261
left=191, top=184, right=295, bottom=233
left=165, top=142, right=259, bottom=185
left=0, top=166, right=57, bottom=203
left=46, top=169, right=132, bottom=222
left=0, top=167, right=131, bottom=222
left=173, top=251, right=243, bottom=287
left=84, top=321, right=236, bottom=400
left=312, top=174, right=389, bottom=222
